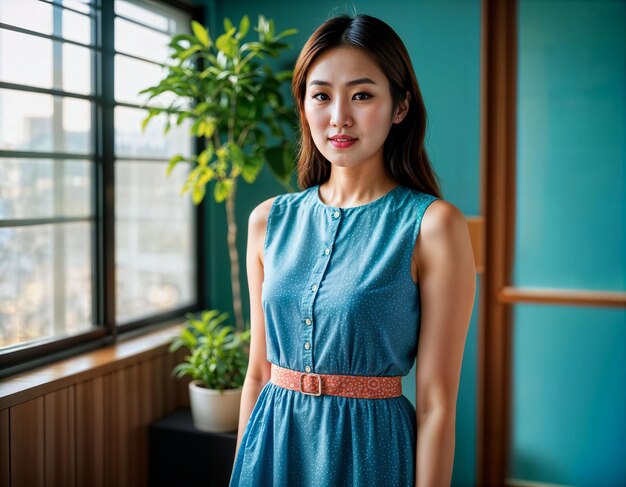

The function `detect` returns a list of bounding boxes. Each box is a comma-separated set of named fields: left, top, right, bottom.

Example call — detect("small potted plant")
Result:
left=169, top=309, right=251, bottom=432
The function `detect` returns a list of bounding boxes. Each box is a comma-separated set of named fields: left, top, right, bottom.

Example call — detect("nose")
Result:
left=330, top=98, right=353, bottom=128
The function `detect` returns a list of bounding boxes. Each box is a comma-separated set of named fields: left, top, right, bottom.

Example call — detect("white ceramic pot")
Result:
left=188, top=380, right=242, bottom=433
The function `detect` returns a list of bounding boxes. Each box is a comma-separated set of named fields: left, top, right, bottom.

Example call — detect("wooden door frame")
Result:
left=477, top=0, right=518, bottom=484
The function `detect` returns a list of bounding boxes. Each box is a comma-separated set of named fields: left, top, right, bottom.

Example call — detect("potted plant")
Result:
left=169, top=309, right=251, bottom=432
left=139, top=15, right=298, bottom=332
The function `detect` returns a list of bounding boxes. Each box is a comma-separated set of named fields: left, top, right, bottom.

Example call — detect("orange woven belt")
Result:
left=270, top=363, right=403, bottom=399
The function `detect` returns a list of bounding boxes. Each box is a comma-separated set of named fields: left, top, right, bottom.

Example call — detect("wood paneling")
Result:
left=11, top=397, right=45, bottom=487
left=75, top=377, right=105, bottom=487
left=1, top=409, right=10, bottom=487
left=0, top=324, right=193, bottom=487
left=0, top=325, right=182, bottom=410
left=44, top=387, right=75, bottom=487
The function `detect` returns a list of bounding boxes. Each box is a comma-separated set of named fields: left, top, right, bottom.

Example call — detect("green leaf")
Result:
left=191, top=20, right=211, bottom=48
left=197, top=166, right=215, bottom=187
left=229, top=144, right=245, bottom=167
left=275, top=70, right=293, bottom=82
left=170, top=33, right=198, bottom=47
left=198, top=145, right=214, bottom=166
left=166, top=154, right=186, bottom=176
left=223, top=18, right=234, bottom=32
left=199, top=118, right=216, bottom=138
left=216, top=29, right=238, bottom=58
left=238, top=15, right=250, bottom=39
left=140, top=112, right=154, bottom=132
left=240, top=154, right=263, bottom=183
left=179, top=44, right=201, bottom=61
left=214, top=179, right=234, bottom=202
left=274, top=28, right=298, bottom=41
left=192, top=184, right=206, bottom=204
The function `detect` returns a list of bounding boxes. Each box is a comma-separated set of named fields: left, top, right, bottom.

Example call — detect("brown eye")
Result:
left=311, top=93, right=329, bottom=101
left=354, top=92, right=372, bottom=101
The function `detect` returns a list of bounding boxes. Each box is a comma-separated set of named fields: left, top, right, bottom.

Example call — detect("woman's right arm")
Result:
left=233, top=196, right=276, bottom=461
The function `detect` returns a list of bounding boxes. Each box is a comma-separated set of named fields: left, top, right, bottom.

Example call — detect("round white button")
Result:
left=311, top=284, right=317, bottom=292
left=324, top=248, right=330, bottom=255
left=304, top=342, right=311, bottom=350
left=305, top=365, right=311, bottom=373
left=305, top=318, right=311, bottom=325
left=333, top=211, right=340, bottom=218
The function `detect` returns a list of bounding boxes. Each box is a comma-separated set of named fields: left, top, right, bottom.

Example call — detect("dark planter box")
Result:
left=149, top=408, right=238, bottom=487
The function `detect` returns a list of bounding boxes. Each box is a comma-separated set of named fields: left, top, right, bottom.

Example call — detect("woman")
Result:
left=230, top=13, right=475, bottom=487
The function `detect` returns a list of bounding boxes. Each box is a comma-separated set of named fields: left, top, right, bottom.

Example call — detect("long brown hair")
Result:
left=291, top=14, right=442, bottom=199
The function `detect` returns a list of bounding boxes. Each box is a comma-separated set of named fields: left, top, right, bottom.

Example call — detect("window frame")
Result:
left=0, top=0, right=206, bottom=379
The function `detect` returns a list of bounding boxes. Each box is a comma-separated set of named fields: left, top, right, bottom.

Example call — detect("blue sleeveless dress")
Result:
left=229, top=183, right=439, bottom=487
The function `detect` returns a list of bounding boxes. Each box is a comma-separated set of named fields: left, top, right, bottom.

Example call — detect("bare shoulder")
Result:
left=249, top=195, right=278, bottom=228
left=248, top=196, right=279, bottom=264
left=420, top=199, right=467, bottom=238
left=414, top=199, right=472, bottom=273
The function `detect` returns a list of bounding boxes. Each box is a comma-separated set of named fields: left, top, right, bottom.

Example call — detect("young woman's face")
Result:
left=304, top=46, right=401, bottom=170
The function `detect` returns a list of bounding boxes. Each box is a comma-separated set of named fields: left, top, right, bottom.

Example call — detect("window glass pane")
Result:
left=0, top=29, right=53, bottom=88
left=0, top=89, right=93, bottom=154
left=0, top=159, right=91, bottom=219
left=115, top=0, right=169, bottom=31
left=114, top=17, right=169, bottom=63
left=0, top=30, right=92, bottom=95
left=514, top=0, right=626, bottom=292
left=115, top=54, right=175, bottom=107
left=114, top=106, right=192, bottom=159
left=63, top=43, right=92, bottom=95
left=62, top=7, right=92, bottom=45
left=509, top=303, right=626, bottom=485
left=62, top=97, right=92, bottom=153
left=61, top=0, right=94, bottom=15
left=0, top=222, right=94, bottom=349
left=115, top=161, right=195, bottom=323
left=0, top=0, right=53, bottom=34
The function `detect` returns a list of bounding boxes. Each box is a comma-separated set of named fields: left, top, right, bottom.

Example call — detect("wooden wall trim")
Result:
left=468, top=216, right=485, bottom=274
left=0, top=324, right=183, bottom=410
left=499, top=287, right=626, bottom=308
left=478, top=0, right=518, bottom=484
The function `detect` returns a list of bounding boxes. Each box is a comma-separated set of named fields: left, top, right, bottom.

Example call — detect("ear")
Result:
left=393, top=91, right=411, bottom=124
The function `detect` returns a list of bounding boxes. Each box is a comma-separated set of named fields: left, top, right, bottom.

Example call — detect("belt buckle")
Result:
left=299, top=372, right=322, bottom=396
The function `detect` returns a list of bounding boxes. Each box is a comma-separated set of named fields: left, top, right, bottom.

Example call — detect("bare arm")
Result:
left=233, top=196, right=276, bottom=462
left=413, top=200, right=476, bottom=486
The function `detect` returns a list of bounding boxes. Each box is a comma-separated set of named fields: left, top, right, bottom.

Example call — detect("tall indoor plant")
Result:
left=140, top=15, right=297, bottom=331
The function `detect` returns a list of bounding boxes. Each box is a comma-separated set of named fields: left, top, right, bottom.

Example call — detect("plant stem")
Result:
left=237, top=125, right=251, bottom=147
left=225, top=180, right=244, bottom=331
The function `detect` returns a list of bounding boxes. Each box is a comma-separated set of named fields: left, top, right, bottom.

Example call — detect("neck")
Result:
left=319, top=168, right=398, bottom=208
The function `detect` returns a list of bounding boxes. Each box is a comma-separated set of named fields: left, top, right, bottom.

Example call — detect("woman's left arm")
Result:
left=413, top=200, right=476, bottom=487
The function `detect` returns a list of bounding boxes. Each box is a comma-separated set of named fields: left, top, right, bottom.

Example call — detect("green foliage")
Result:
left=139, top=15, right=298, bottom=204
left=169, top=310, right=251, bottom=392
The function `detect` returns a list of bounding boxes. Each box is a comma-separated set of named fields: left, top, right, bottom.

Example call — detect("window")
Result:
left=0, top=0, right=203, bottom=377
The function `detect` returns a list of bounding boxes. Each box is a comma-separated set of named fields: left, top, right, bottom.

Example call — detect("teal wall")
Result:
left=512, top=1, right=626, bottom=485
left=196, top=1, right=480, bottom=485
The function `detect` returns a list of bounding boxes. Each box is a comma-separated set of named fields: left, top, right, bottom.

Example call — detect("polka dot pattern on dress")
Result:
left=229, top=184, right=439, bottom=487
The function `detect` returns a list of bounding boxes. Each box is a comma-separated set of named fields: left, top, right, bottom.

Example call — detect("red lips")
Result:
left=329, top=134, right=357, bottom=141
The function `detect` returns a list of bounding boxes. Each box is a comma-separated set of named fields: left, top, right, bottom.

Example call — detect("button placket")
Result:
left=299, top=207, right=343, bottom=375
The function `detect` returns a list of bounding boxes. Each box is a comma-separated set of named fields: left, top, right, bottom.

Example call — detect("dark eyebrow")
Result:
left=308, top=77, right=378, bottom=87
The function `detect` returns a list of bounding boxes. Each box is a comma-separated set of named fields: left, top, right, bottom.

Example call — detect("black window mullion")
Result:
left=95, top=0, right=116, bottom=342
left=0, top=22, right=98, bottom=50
